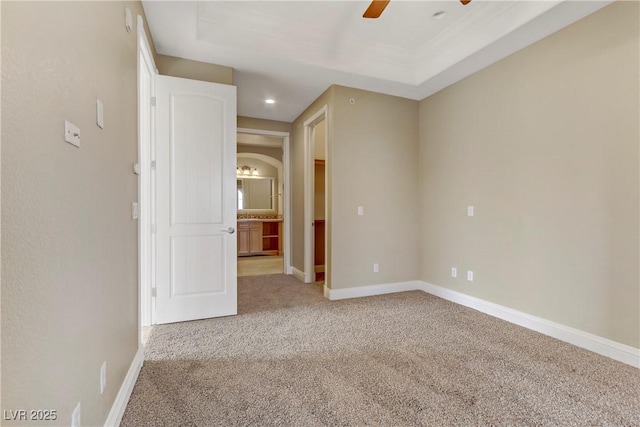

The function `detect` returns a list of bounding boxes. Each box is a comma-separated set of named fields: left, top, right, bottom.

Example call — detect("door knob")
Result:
left=222, top=226, right=235, bottom=234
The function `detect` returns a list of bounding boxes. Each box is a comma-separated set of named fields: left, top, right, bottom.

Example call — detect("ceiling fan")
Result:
left=363, top=0, right=471, bottom=19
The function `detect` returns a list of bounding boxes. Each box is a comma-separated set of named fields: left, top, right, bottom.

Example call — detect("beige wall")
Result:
left=237, top=144, right=282, bottom=161
left=238, top=116, right=292, bottom=134
left=2, top=1, right=146, bottom=425
left=331, top=86, right=420, bottom=289
left=418, top=1, right=639, bottom=347
left=292, top=86, right=420, bottom=289
left=156, top=54, right=232, bottom=85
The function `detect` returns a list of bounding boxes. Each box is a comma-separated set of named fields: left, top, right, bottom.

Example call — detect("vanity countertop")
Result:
left=237, top=218, right=282, bottom=223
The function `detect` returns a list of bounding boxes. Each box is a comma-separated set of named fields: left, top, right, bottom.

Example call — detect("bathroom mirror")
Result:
left=237, top=177, right=275, bottom=211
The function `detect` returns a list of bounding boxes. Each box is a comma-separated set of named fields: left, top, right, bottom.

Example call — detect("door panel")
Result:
left=170, top=236, right=226, bottom=295
left=171, top=94, right=224, bottom=225
left=155, top=75, right=237, bottom=324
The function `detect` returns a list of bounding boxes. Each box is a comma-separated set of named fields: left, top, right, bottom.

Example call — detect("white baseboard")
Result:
left=291, top=266, right=305, bottom=282
left=324, top=280, right=422, bottom=301
left=321, top=279, right=639, bottom=368
left=417, top=281, right=640, bottom=369
left=104, top=347, right=144, bottom=427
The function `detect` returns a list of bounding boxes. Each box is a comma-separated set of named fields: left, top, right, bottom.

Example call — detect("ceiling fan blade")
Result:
left=460, top=0, right=472, bottom=4
left=363, top=0, right=390, bottom=19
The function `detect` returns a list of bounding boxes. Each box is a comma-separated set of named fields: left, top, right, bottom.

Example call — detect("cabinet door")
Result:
left=250, top=226, right=263, bottom=254
left=238, top=227, right=250, bottom=255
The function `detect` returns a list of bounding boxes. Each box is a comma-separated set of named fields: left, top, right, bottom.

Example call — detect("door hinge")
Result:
left=151, top=224, right=157, bottom=234
left=150, top=160, right=156, bottom=170
left=151, top=287, right=157, bottom=298
left=151, top=97, right=156, bottom=107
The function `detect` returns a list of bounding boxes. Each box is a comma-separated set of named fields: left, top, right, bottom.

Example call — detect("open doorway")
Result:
left=313, top=120, right=327, bottom=284
left=303, top=106, right=328, bottom=287
left=236, top=128, right=291, bottom=277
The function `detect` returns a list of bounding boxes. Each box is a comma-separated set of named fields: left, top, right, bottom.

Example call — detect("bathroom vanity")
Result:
left=236, top=156, right=282, bottom=257
left=237, top=219, right=282, bottom=256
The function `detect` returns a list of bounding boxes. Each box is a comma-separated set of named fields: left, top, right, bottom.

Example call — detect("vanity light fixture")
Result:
left=238, top=165, right=259, bottom=176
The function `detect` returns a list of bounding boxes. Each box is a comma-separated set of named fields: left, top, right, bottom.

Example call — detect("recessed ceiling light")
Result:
left=265, top=99, right=276, bottom=104
left=432, top=11, right=447, bottom=20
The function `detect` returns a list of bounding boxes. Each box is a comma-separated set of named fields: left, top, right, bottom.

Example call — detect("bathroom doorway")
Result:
left=236, top=128, right=291, bottom=277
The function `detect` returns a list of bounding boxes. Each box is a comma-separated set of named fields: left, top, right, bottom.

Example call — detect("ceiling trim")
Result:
left=142, top=0, right=614, bottom=123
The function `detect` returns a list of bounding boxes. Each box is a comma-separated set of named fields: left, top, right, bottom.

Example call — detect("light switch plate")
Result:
left=64, top=120, right=81, bottom=148
left=96, top=99, right=104, bottom=129
left=357, top=206, right=364, bottom=216
left=467, top=205, right=474, bottom=217
left=451, top=267, right=457, bottom=278
left=132, top=202, right=139, bottom=220
left=467, top=270, right=474, bottom=281
left=100, top=361, right=107, bottom=395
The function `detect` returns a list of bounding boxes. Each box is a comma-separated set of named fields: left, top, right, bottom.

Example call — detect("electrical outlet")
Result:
left=71, top=402, right=81, bottom=427
left=467, top=205, right=474, bottom=217
left=357, top=206, right=364, bottom=216
left=373, top=263, right=379, bottom=273
left=100, top=361, right=107, bottom=395
left=467, top=270, right=474, bottom=281
left=451, top=267, right=457, bottom=278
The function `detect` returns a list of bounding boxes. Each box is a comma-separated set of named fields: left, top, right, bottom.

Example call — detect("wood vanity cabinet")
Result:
left=237, top=220, right=281, bottom=256
left=237, top=221, right=262, bottom=256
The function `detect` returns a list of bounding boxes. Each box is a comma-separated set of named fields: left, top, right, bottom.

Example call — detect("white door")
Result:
left=155, top=75, right=237, bottom=324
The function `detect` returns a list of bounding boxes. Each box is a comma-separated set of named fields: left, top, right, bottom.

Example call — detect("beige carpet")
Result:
left=121, top=274, right=640, bottom=426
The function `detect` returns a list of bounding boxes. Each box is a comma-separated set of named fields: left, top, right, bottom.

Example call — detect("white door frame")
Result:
left=137, top=15, right=157, bottom=335
left=303, top=106, right=328, bottom=283
left=237, top=127, right=292, bottom=274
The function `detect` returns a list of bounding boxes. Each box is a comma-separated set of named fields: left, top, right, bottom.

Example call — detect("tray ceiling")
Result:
left=142, top=1, right=611, bottom=122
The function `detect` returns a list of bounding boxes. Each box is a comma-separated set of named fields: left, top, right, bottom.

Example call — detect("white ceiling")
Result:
left=142, top=0, right=611, bottom=123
